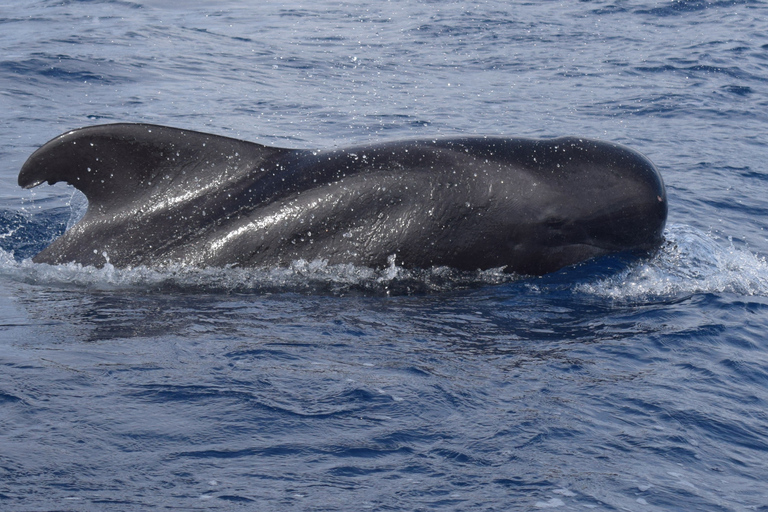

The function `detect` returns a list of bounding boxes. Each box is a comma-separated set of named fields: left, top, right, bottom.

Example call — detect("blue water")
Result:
left=2, top=0, right=768, bottom=510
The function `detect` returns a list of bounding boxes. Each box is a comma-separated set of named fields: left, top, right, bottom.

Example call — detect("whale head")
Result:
left=497, top=137, right=667, bottom=274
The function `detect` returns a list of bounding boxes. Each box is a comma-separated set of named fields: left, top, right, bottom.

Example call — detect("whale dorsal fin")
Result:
left=18, top=123, right=290, bottom=215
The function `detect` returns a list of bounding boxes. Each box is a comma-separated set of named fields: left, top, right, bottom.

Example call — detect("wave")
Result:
left=576, top=224, right=768, bottom=300
left=1, top=219, right=766, bottom=298
left=0, top=249, right=518, bottom=295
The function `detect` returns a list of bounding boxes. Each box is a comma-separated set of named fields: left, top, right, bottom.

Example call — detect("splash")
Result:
left=0, top=248, right=516, bottom=295
left=1, top=220, right=765, bottom=297
left=65, top=189, right=88, bottom=230
left=576, top=224, right=768, bottom=299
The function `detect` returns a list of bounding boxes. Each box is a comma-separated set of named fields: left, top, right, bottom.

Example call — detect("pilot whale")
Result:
left=18, top=123, right=667, bottom=275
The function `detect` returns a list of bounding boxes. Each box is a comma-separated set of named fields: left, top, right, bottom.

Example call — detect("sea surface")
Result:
left=2, top=0, right=768, bottom=510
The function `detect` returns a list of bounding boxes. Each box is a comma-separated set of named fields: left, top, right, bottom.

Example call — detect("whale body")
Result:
left=18, top=123, right=667, bottom=275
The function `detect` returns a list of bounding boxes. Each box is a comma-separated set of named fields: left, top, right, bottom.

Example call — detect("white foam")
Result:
left=576, top=224, right=768, bottom=300
left=0, top=249, right=515, bottom=295
left=3, top=223, right=765, bottom=297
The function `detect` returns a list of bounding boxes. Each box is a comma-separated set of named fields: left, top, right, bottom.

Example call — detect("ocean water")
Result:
left=2, top=0, right=768, bottom=510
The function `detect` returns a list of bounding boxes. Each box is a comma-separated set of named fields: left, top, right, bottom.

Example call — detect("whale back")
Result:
left=18, top=124, right=667, bottom=274
left=19, top=123, right=290, bottom=212
left=19, top=123, right=292, bottom=267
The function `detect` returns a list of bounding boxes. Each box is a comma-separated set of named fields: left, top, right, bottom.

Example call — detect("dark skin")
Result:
left=19, top=124, right=667, bottom=275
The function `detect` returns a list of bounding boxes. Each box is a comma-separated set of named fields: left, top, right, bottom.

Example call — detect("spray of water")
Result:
left=576, top=224, right=768, bottom=299
left=0, top=223, right=765, bottom=297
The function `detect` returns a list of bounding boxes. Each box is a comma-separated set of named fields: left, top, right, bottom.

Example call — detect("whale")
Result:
left=18, top=123, right=667, bottom=275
